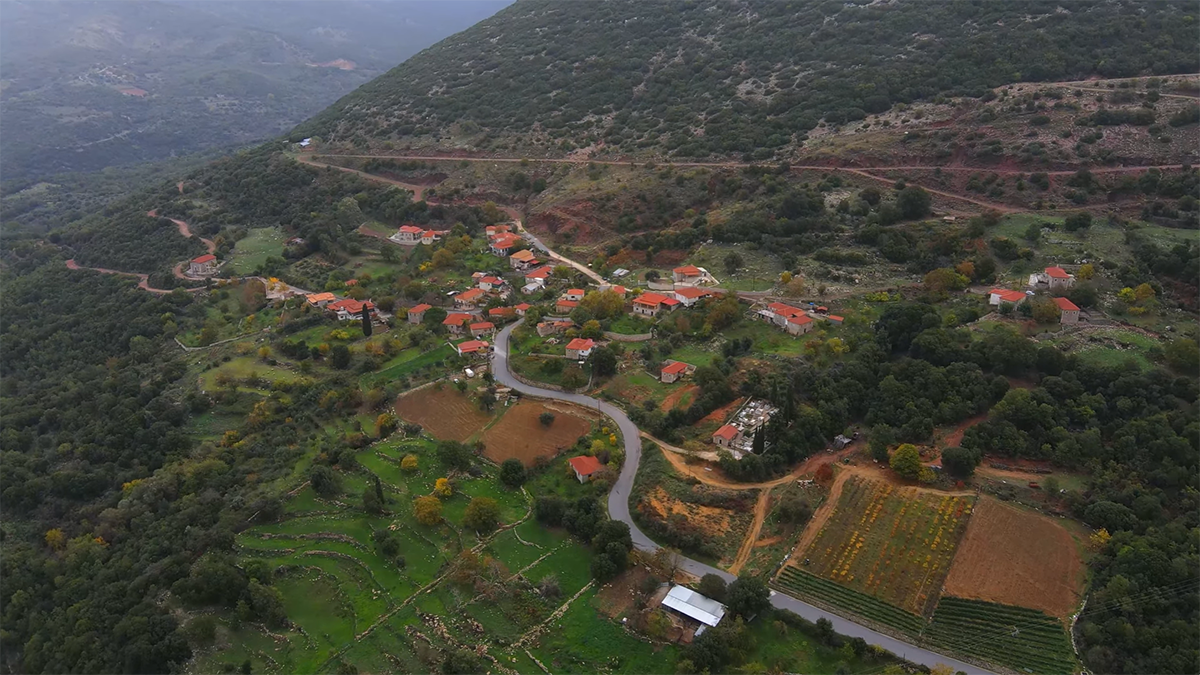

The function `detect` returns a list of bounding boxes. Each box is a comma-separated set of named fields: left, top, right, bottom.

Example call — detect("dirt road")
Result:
left=65, top=259, right=203, bottom=295
left=297, top=154, right=605, bottom=284
left=728, top=489, right=770, bottom=575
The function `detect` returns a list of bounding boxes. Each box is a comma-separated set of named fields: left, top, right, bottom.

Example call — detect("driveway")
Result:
left=490, top=320, right=993, bottom=675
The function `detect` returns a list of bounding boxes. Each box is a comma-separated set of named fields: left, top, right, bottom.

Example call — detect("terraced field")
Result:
left=790, top=477, right=974, bottom=615
left=926, top=597, right=1077, bottom=675
left=188, top=434, right=675, bottom=675
left=773, top=567, right=927, bottom=636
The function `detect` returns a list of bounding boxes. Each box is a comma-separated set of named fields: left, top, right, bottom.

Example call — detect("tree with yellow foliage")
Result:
left=414, top=495, right=442, bottom=525
left=1077, top=263, right=1095, bottom=280
left=45, top=528, right=66, bottom=551
left=401, top=454, right=419, bottom=472
left=434, top=477, right=452, bottom=497
left=780, top=271, right=793, bottom=285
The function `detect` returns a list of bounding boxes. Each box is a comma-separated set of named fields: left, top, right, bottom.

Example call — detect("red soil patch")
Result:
left=118, top=87, right=148, bottom=97
left=660, top=384, right=698, bottom=412
left=700, top=397, right=744, bottom=425
left=480, top=400, right=590, bottom=466
left=395, top=386, right=492, bottom=442
left=944, top=496, right=1085, bottom=619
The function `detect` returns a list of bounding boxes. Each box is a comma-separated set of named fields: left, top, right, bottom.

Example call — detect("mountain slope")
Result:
left=302, top=0, right=1197, bottom=158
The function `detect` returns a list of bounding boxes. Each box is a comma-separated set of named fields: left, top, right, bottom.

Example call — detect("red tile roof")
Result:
left=661, top=297, right=681, bottom=307
left=557, top=299, right=578, bottom=309
left=455, top=288, right=485, bottom=302
left=1045, top=266, right=1072, bottom=279
left=470, top=321, right=495, bottom=331
left=568, top=288, right=584, bottom=295
left=443, top=312, right=472, bottom=325
left=828, top=315, right=844, bottom=322
left=989, top=288, right=1026, bottom=303
left=634, top=292, right=670, bottom=307
left=409, top=303, right=432, bottom=314
left=568, top=455, right=604, bottom=477
left=328, top=299, right=374, bottom=314
left=526, top=266, right=553, bottom=279
left=675, top=286, right=712, bottom=299
left=661, top=361, right=691, bottom=375
left=767, top=302, right=806, bottom=317
left=787, top=314, right=813, bottom=325
left=192, top=254, right=216, bottom=264
left=713, top=424, right=739, bottom=440
left=1053, top=297, right=1080, bottom=311
left=456, top=340, right=489, bottom=354
left=306, top=292, right=336, bottom=304
left=674, top=265, right=702, bottom=275
left=514, top=303, right=531, bottom=311
left=479, top=276, right=504, bottom=285
left=398, top=225, right=424, bottom=234
left=566, top=338, right=595, bottom=351
left=488, top=307, right=516, bottom=317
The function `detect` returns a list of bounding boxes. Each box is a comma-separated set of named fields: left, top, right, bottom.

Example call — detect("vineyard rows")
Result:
left=926, top=597, right=1077, bottom=675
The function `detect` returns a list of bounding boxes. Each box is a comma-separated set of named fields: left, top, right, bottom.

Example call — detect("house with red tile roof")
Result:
left=1028, top=266, right=1076, bottom=292
left=556, top=298, right=578, bottom=314
left=455, top=339, right=490, bottom=356
left=327, top=299, right=376, bottom=322
left=660, top=360, right=695, bottom=384
left=391, top=224, right=425, bottom=245
left=784, top=314, right=814, bottom=336
left=1053, top=296, right=1081, bottom=324
left=408, top=303, right=432, bottom=324
left=565, top=338, right=595, bottom=359
left=489, top=233, right=522, bottom=256
left=514, top=303, right=532, bottom=316
left=672, top=265, right=704, bottom=283
left=488, top=306, right=517, bottom=321
left=470, top=321, right=496, bottom=337
left=568, top=455, right=605, bottom=483
left=600, top=284, right=627, bottom=297
left=827, top=315, right=844, bottom=324
left=420, top=229, right=446, bottom=245
left=443, top=312, right=472, bottom=334
left=477, top=276, right=505, bottom=291
left=454, top=287, right=486, bottom=309
left=674, top=286, right=714, bottom=307
left=306, top=292, right=337, bottom=308
left=631, top=292, right=680, bottom=317
left=485, top=224, right=512, bottom=237
left=988, top=288, right=1028, bottom=306
left=189, top=254, right=217, bottom=277
left=712, top=424, right=742, bottom=448
left=565, top=289, right=585, bottom=301
left=509, top=249, right=539, bottom=270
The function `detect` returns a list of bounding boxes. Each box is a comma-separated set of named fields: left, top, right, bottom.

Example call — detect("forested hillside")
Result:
left=302, top=0, right=1198, bottom=158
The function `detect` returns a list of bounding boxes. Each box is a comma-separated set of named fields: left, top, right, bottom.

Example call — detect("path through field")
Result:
left=728, top=489, right=770, bottom=575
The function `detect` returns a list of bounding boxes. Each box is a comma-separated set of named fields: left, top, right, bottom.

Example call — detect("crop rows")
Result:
left=803, top=477, right=974, bottom=614
left=774, top=567, right=927, bottom=636
left=925, top=597, right=1076, bottom=675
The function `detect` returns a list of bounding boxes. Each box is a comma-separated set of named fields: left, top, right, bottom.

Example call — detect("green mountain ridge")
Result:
left=301, top=0, right=1198, bottom=158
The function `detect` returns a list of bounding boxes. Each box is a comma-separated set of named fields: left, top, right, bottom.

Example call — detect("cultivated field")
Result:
left=943, top=497, right=1085, bottom=619
left=480, top=400, right=591, bottom=466
left=395, top=386, right=492, bottom=441
left=926, top=597, right=1077, bottom=675
left=791, top=477, right=974, bottom=616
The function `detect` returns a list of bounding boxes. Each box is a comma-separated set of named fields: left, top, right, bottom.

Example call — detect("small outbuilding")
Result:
left=568, top=455, right=605, bottom=483
left=662, top=585, right=727, bottom=630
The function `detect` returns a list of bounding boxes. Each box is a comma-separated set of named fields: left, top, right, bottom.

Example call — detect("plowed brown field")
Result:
left=943, top=496, right=1084, bottom=618
left=481, top=400, right=590, bottom=465
left=395, top=386, right=492, bottom=441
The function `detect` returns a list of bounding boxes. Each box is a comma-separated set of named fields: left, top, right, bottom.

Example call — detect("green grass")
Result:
left=773, top=567, right=928, bottom=636
left=1047, top=327, right=1161, bottom=371
left=360, top=343, right=455, bottom=388
left=607, top=314, right=655, bottom=335
left=925, top=597, right=1077, bottom=675
left=688, top=242, right=782, bottom=291
left=200, top=356, right=303, bottom=391
left=723, top=320, right=809, bottom=356
left=530, top=586, right=679, bottom=674
left=227, top=227, right=288, bottom=275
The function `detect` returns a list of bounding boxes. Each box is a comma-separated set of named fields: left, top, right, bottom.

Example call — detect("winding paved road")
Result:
left=490, top=321, right=993, bottom=675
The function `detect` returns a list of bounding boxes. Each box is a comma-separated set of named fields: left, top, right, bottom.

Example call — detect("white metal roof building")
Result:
left=662, top=585, right=727, bottom=628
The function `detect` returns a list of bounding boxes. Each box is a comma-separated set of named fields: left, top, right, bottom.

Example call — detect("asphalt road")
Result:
left=490, top=321, right=994, bottom=675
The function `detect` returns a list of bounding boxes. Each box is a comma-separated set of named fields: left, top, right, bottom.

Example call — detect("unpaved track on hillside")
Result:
left=148, top=210, right=216, bottom=254
left=65, top=259, right=203, bottom=295
left=728, top=490, right=771, bottom=575
left=297, top=154, right=605, bottom=284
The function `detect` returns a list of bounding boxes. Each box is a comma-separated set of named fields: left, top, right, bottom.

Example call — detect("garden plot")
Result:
left=481, top=400, right=592, bottom=465
left=926, top=597, right=1077, bottom=675
left=788, top=477, right=975, bottom=616
left=395, top=386, right=493, bottom=441
left=943, top=496, right=1085, bottom=619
